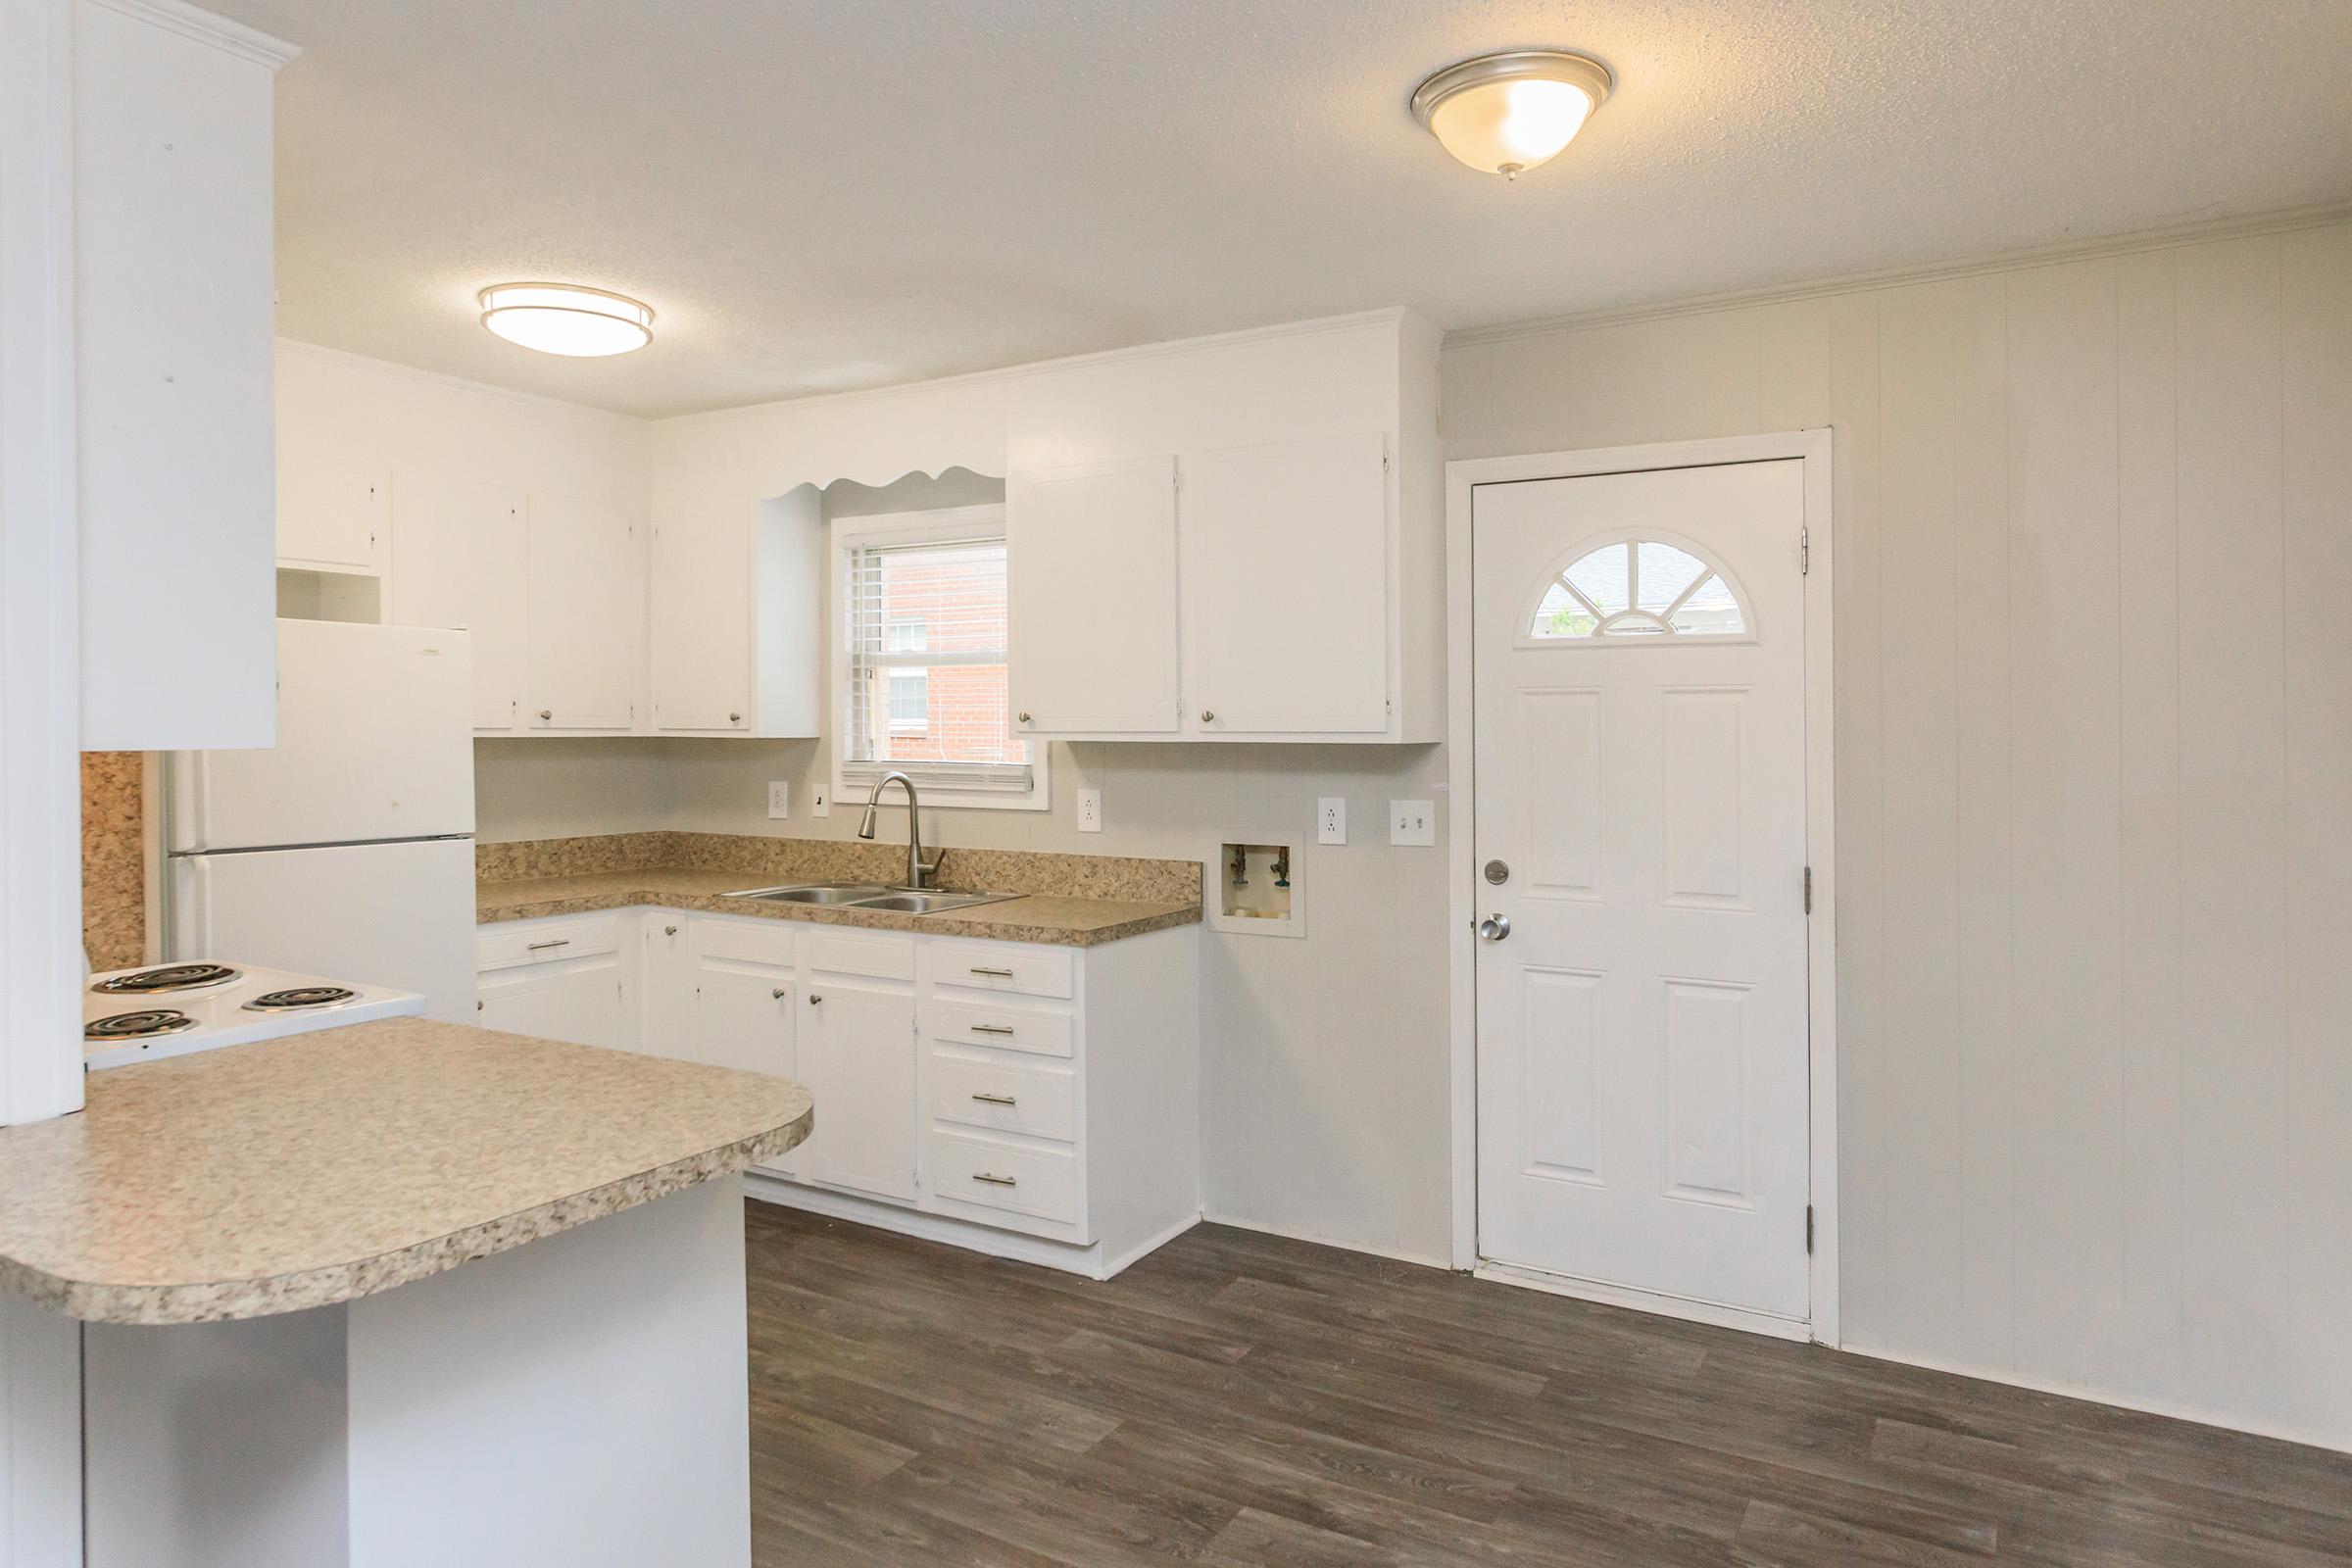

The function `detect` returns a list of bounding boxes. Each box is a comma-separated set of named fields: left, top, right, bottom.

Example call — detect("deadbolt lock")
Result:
left=1484, top=859, right=1510, bottom=885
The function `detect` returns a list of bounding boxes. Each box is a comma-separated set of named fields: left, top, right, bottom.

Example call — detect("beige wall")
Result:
left=1444, top=219, right=2352, bottom=1445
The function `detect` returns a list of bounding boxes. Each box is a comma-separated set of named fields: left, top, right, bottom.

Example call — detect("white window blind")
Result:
left=843, top=534, right=1033, bottom=793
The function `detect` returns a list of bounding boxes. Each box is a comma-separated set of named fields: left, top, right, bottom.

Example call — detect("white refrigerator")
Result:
left=165, top=618, right=477, bottom=1022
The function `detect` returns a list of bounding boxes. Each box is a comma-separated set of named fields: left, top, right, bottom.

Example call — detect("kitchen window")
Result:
left=834, top=505, right=1045, bottom=810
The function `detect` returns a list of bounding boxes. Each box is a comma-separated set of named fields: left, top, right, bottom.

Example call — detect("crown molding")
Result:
left=1444, top=201, right=2352, bottom=350
left=78, top=0, right=297, bottom=69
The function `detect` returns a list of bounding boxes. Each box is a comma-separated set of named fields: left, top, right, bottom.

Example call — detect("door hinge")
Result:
left=1805, top=1204, right=1815, bottom=1253
left=1799, top=527, right=1810, bottom=575
left=1802, top=865, right=1813, bottom=914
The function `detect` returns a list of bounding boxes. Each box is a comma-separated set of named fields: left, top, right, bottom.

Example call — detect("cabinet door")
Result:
left=801, top=982, right=918, bottom=1202
left=277, top=455, right=387, bottom=574
left=1178, top=432, right=1390, bottom=735
left=526, top=489, right=638, bottom=730
left=392, top=474, right=527, bottom=731
left=74, top=3, right=279, bottom=750
left=1006, top=457, right=1180, bottom=734
left=690, top=957, right=802, bottom=1174
left=477, top=956, right=625, bottom=1050
left=649, top=501, right=752, bottom=733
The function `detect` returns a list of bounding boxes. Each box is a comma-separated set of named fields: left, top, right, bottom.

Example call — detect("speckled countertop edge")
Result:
left=477, top=869, right=1202, bottom=948
left=0, top=1117, right=810, bottom=1326
left=0, top=1019, right=815, bottom=1326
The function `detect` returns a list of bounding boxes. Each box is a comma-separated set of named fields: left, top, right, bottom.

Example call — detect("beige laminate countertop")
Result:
left=0, top=1018, right=812, bottom=1326
left=477, top=866, right=1202, bottom=947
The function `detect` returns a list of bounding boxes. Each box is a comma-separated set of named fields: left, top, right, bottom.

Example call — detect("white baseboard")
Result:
left=1475, top=1260, right=1816, bottom=1344
left=1200, top=1211, right=1451, bottom=1271
left=745, top=1174, right=1196, bottom=1281
left=1838, top=1340, right=2352, bottom=1457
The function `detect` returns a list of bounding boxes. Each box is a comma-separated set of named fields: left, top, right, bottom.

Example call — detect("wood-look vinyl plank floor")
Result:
left=746, top=1204, right=2352, bottom=1566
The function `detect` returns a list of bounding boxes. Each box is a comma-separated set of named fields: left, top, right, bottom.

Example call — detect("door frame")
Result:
left=1444, top=428, right=1839, bottom=1348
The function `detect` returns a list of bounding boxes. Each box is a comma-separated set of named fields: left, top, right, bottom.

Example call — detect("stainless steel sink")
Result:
left=722, top=883, right=891, bottom=905
left=722, top=883, right=1017, bottom=915
left=854, top=890, right=1017, bottom=914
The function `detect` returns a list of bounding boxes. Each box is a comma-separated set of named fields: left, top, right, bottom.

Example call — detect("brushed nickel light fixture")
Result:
left=477, top=283, right=654, bottom=357
left=1411, top=50, right=1614, bottom=179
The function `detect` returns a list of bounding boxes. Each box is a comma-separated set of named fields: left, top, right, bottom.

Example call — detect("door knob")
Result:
left=1478, top=913, right=1512, bottom=942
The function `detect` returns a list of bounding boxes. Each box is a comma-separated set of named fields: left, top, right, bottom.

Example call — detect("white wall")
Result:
left=1444, top=217, right=2352, bottom=1446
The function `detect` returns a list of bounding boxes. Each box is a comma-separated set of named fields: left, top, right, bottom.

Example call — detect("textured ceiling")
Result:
left=211, top=0, right=2352, bottom=417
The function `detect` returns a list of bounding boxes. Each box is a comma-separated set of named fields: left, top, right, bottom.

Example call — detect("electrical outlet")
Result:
left=808, top=786, right=828, bottom=818
left=1076, top=788, right=1103, bottom=833
left=766, top=780, right=791, bottom=819
left=1317, top=797, right=1347, bottom=846
left=1390, top=799, right=1436, bottom=847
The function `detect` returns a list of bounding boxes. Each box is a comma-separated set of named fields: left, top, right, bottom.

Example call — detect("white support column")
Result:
left=1, top=2, right=86, bottom=1561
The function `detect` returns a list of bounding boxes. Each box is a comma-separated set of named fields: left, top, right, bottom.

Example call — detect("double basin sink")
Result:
left=722, top=882, right=1019, bottom=915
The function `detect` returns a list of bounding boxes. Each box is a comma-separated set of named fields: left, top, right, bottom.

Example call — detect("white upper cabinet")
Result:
left=75, top=1, right=293, bottom=750
left=649, top=500, right=752, bottom=733
left=646, top=488, right=821, bottom=737
left=391, top=474, right=527, bottom=731
left=277, top=455, right=388, bottom=576
left=1006, top=457, right=1181, bottom=735
left=526, top=490, right=638, bottom=730
left=1179, top=432, right=1390, bottom=736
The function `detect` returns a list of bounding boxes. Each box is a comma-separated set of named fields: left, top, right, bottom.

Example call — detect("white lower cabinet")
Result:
left=479, top=906, right=1200, bottom=1277
left=475, top=912, right=630, bottom=1051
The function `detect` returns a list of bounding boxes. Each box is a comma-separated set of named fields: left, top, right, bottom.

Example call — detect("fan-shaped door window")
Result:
left=1527, top=536, right=1750, bottom=643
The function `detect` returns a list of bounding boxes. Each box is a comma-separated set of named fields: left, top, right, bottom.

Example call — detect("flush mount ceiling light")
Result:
left=477, top=283, right=654, bottom=357
left=1410, top=49, right=1614, bottom=180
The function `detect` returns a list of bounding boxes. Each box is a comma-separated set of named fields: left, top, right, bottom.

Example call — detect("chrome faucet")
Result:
left=857, top=771, right=943, bottom=889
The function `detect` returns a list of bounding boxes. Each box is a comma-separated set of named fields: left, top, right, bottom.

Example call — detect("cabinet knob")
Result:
left=772, top=987, right=788, bottom=1000
left=1200, top=710, right=1215, bottom=723
left=538, top=709, right=553, bottom=721
left=808, top=993, right=821, bottom=1004
left=1017, top=710, right=1030, bottom=723
left=663, top=924, right=678, bottom=936
left=729, top=712, right=742, bottom=724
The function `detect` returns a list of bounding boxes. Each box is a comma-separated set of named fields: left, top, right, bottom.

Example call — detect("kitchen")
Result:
left=7, top=2, right=2352, bottom=1565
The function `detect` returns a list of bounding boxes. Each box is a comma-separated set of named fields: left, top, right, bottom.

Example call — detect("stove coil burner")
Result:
left=85, top=1009, right=198, bottom=1042
left=92, top=962, right=242, bottom=996
left=243, top=986, right=359, bottom=1012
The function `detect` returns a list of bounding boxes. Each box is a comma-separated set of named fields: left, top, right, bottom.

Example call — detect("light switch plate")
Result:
left=1390, top=799, right=1436, bottom=847
left=1317, top=798, right=1347, bottom=846
left=766, top=780, right=791, bottom=819
left=1076, top=788, right=1103, bottom=832
left=808, top=786, right=828, bottom=818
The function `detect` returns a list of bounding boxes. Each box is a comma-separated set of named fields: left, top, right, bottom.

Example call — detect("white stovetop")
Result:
left=83, top=961, right=425, bottom=1071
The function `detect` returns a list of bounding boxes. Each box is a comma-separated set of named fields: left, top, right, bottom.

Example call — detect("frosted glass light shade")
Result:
left=478, top=283, right=653, bottom=356
left=1411, top=51, right=1613, bottom=179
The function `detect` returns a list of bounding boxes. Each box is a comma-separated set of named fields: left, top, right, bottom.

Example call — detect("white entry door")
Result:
left=1473, top=459, right=1812, bottom=1322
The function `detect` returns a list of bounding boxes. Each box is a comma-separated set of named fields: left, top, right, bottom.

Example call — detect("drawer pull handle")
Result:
left=969, top=1023, right=1016, bottom=1036
left=968, top=965, right=1014, bottom=979
left=971, top=1172, right=1018, bottom=1187
left=526, top=939, right=570, bottom=952
left=970, top=1092, right=1017, bottom=1106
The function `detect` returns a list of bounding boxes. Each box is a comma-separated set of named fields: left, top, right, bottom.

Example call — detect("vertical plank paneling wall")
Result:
left=1440, top=220, right=2352, bottom=1446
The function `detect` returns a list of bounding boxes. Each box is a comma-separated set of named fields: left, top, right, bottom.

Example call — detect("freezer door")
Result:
left=171, top=619, right=474, bottom=852
left=171, top=839, right=477, bottom=1022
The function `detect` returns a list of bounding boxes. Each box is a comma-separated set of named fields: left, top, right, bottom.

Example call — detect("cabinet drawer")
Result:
left=803, top=928, right=916, bottom=982
left=934, top=1053, right=1077, bottom=1142
left=927, top=1129, right=1078, bottom=1224
left=928, top=943, right=1073, bottom=1000
left=477, top=913, right=624, bottom=971
left=923, top=997, right=1073, bottom=1058
left=691, top=913, right=794, bottom=967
